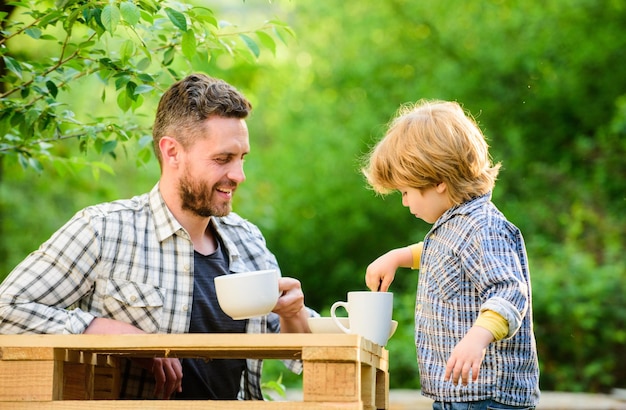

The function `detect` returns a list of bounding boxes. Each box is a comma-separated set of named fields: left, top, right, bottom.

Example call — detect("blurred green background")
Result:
left=1, top=0, right=625, bottom=394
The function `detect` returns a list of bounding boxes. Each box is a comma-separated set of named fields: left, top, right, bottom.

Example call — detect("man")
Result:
left=0, top=74, right=315, bottom=400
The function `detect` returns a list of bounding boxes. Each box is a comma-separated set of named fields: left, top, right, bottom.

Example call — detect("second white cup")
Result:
left=330, top=291, right=393, bottom=346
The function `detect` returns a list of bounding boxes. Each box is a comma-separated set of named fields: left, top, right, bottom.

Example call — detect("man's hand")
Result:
left=84, top=317, right=183, bottom=399
left=132, top=357, right=183, bottom=399
left=444, top=326, right=494, bottom=385
left=273, top=277, right=311, bottom=333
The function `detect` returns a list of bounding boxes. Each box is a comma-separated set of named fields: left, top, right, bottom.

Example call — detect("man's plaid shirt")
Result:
left=0, top=183, right=310, bottom=400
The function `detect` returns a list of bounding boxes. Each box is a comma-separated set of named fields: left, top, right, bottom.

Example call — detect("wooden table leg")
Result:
left=301, top=345, right=389, bottom=409
left=302, top=346, right=361, bottom=403
left=0, top=346, right=61, bottom=401
left=375, top=367, right=389, bottom=409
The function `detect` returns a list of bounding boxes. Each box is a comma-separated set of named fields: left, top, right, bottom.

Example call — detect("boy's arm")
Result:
left=445, top=325, right=494, bottom=386
left=474, top=309, right=509, bottom=341
left=445, top=310, right=509, bottom=386
left=408, top=241, right=424, bottom=269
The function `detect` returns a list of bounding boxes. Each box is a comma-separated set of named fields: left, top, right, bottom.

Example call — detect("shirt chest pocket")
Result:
left=426, top=253, right=462, bottom=302
left=103, top=278, right=165, bottom=333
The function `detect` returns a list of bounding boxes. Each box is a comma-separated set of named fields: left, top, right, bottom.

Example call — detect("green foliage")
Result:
left=0, top=0, right=293, bottom=172
left=261, top=371, right=286, bottom=401
left=532, top=244, right=626, bottom=392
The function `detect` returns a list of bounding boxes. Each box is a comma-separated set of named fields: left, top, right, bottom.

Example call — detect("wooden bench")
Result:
left=0, top=333, right=389, bottom=409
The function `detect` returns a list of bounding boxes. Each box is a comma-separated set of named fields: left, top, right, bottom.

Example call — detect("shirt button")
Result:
left=130, top=295, right=137, bottom=303
left=183, top=264, right=191, bottom=272
left=182, top=305, right=189, bottom=311
left=417, top=303, right=422, bottom=311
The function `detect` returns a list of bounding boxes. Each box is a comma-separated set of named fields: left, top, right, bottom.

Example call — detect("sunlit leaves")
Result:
left=120, top=1, right=140, bottom=26
left=255, top=31, right=276, bottom=55
left=1, top=0, right=294, bottom=173
left=181, top=30, right=197, bottom=60
left=239, top=34, right=259, bottom=58
left=165, top=7, right=187, bottom=31
left=101, top=4, right=121, bottom=33
left=3, top=56, right=22, bottom=79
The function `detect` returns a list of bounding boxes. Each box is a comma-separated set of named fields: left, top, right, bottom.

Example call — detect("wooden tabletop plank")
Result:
left=0, top=334, right=384, bottom=361
left=0, top=333, right=363, bottom=348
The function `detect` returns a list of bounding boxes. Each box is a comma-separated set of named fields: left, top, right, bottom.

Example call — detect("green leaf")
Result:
left=272, top=24, right=296, bottom=45
left=100, top=140, right=118, bottom=155
left=101, top=4, right=121, bottom=34
left=239, top=34, right=260, bottom=58
left=130, top=93, right=144, bottom=111
left=256, top=30, right=276, bottom=55
left=45, top=81, right=58, bottom=98
left=191, top=7, right=218, bottom=28
left=17, top=154, right=44, bottom=173
left=119, top=39, right=135, bottom=65
left=165, top=7, right=187, bottom=31
left=114, top=75, right=131, bottom=91
left=181, top=29, right=197, bottom=60
left=120, top=1, right=141, bottom=26
left=162, top=46, right=175, bottom=66
left=25, top=27, right=42, bottom=39
left=137, top=73, right=155, bottom=83
left=139, top=9, right=154, bottom=24
left=137, top=0, right=159, bottom=14
left=136, top=57, right=151, bottom=71
left=134, top=84, right=154, bottom=94
left=3, top=56, right=23, bottom=79
left=125, top=81, right=138, bottom=101
left=117, top=89, right=133, bottom=111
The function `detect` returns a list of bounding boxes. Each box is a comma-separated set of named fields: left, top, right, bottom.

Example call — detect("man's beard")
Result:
left=178, top=171, right=233, bottom=218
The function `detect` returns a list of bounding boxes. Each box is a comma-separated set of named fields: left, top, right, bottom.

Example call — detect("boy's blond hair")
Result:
left=362, top=100, right=501, bottom=205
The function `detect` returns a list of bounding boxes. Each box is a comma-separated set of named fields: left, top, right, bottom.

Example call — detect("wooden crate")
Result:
left=0, top=334, right=389, bottom=409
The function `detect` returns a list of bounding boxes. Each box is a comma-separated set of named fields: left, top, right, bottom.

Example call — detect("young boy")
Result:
left=362, top=100, right=540, bottom=409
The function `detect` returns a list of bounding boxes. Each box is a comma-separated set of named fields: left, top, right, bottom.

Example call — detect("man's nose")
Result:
left=229, top=161, right=246, bottom=183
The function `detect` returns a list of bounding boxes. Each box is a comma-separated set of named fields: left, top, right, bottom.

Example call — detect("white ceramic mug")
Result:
left=330, top=291, right=393, bottom=346
left=214, top=269, right=280, bottom=320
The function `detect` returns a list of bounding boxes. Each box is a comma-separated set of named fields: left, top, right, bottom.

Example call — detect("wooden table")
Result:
left=0, top=333, right=389, bottom=409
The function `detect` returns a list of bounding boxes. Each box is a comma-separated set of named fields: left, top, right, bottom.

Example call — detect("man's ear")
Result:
left=159, top=136, right=180, bottom=167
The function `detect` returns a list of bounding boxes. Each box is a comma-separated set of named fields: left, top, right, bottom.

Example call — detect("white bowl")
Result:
left=308, top=317, right=398, bottom=338
left=214, top=269, right=279, bottom=320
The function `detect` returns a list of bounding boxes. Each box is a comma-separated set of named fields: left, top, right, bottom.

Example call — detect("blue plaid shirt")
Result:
left=0, top=183, right=311, bottom=400
left=416, top=192, right=540, bottom=406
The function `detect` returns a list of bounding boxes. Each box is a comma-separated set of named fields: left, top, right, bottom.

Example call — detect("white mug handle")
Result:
left=330, top=301, right=351, bottom=334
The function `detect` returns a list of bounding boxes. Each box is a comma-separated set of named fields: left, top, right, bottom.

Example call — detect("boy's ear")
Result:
left=435, top=182, right=447, bottom=193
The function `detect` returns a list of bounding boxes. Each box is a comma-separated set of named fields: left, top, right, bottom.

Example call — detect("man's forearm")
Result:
left=84, top=317, right=146, bottom=334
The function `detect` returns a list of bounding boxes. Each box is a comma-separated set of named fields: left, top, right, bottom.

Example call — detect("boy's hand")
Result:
left=444, top=326, right=494, bottom=385
left=365, top=248, right=411, bottom=291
